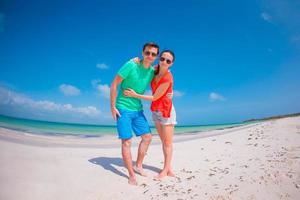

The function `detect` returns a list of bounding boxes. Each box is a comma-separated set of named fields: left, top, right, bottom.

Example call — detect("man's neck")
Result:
left=141, top=60, right=151, bottom=69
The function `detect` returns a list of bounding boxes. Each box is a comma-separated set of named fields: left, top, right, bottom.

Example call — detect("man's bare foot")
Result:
left=133, top=166, right=147, bottom=177
left=128, top=176, right=138, bottom=185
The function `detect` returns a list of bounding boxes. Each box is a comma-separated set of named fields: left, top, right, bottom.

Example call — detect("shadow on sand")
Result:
left=88, top=157, right=161, bottom=178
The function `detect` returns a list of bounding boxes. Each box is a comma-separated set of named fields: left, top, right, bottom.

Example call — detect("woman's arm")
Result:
left=124, top=82, right=170, bottom=101
left=131, top=57, right=140, bottom=64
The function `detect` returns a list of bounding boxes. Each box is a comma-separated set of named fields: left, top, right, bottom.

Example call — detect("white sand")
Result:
left=0, top=117, right=299, bottom=200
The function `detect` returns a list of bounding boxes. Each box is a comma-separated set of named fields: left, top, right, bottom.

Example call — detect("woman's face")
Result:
left=159, top=52, right=174, bottom=68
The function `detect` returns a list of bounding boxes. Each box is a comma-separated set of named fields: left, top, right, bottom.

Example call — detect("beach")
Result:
left=0, top=116, right=299, bottom=200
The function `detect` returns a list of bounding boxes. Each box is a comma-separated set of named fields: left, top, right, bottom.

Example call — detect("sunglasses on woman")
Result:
left=160, top=57, right=172, bottom=64
left=144, top=51, right=157, bottom=57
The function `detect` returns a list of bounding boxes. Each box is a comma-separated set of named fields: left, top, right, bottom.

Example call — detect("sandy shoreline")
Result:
left=0, top=117, right=299, bottom=200
left=0, top=123, right=258, bottom=148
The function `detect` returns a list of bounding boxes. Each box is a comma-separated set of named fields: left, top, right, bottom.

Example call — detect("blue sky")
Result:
left=0, top=0, right=299, bottom=125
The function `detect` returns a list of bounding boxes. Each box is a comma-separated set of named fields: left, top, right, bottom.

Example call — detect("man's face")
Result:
left=142, top=46, right=158, bottom=64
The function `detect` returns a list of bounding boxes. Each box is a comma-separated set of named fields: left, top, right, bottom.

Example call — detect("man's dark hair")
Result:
left=143, top=42, right=160, bottom=54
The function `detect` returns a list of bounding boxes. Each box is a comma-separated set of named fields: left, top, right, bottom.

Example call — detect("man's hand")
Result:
left=111, top=106, right=121, bottom=121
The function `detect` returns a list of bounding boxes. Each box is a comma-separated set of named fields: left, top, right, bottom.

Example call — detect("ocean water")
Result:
left=0, top=115, right=249, bottom=137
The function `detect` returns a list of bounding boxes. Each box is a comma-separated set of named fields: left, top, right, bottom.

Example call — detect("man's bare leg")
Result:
left=122, top=139, right=137, bottom=185
left=135, top=133, right=152, bottom=176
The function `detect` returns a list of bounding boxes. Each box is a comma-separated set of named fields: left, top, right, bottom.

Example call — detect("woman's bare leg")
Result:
left=155, top=124, right=174, bottom=179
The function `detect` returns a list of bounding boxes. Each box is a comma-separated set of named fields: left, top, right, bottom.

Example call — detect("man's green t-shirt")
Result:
left=116, top=60, right=154, bottom=111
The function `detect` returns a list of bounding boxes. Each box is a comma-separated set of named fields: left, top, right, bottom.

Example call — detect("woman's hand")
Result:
left=131, top=57, right=140, bottom=64
left=166, top=92, right=173, bottom=99
left=123, top=88, right=138, bottom=97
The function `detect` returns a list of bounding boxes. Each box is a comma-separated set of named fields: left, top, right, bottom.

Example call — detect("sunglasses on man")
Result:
left=144, top=51, right=157, bottom=57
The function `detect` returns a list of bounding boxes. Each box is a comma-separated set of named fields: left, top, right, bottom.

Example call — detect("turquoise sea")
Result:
left=0, top=115, right=249, bottom=137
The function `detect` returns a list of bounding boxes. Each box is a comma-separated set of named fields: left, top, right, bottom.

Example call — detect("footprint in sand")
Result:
left=143, top=189, right=149, bottom=194
left=187, top=175, right=195, bottom=180
left=140, top=183, right=148, bottom=188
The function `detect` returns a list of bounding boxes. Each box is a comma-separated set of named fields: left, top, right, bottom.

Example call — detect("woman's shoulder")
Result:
left=165, top=71, right=173, bottom=80
left=159, top=71, right=173, bottom=83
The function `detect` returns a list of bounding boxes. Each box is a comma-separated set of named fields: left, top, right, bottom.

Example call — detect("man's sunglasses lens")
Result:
left=145, top=51, right=157, bottom=57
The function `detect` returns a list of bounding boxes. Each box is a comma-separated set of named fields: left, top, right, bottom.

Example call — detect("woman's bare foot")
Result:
left=167, top=170, right=175, bottom=177
left=128, top=175, right=138, bottom=185
left=154, top=169, right=175, bottom=180
left=133, top=166, right=147, bottom=177
left=154, top=170, right=168, bottom=180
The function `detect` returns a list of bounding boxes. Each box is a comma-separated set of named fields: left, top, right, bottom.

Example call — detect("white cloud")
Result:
left=260, top=1, right=300, bottom=49
left=0, top=86, right=100, bottom=117
left=209, top=92, right=226, bottom=102
left=91, top=79, right=100, bottom=87
left=173, top=90, right=184, bottom=97
left=59, top=84, right=81, bottom=96
left=261, top=12, right=272, bottom=22
left=97, top=84, right=110, bottom=98
left=91, top=79, right=110, bottom=99
left=96, top=63, right=109, bottom=70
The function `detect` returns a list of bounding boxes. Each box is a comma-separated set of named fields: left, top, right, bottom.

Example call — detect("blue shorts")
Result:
left=117, top=109, right=151, bottom=139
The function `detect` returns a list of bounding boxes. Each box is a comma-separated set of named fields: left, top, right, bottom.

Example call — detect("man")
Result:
left=110, top=42, right=159, bottom=185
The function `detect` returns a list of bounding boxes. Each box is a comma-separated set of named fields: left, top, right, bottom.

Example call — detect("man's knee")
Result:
left=122, top=139, right=132, bottom=148
left=141, top=134, right=152, bottom=143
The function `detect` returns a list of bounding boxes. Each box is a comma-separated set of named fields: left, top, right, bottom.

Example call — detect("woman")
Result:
left=124, top=50, right=177, bottom=179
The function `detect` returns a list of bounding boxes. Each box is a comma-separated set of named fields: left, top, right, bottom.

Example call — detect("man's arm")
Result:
left=110, top=75, right=123, bottom=120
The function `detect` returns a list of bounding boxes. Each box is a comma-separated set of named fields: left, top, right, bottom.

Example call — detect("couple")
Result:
left=110, top=42, right=177, bottom=185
